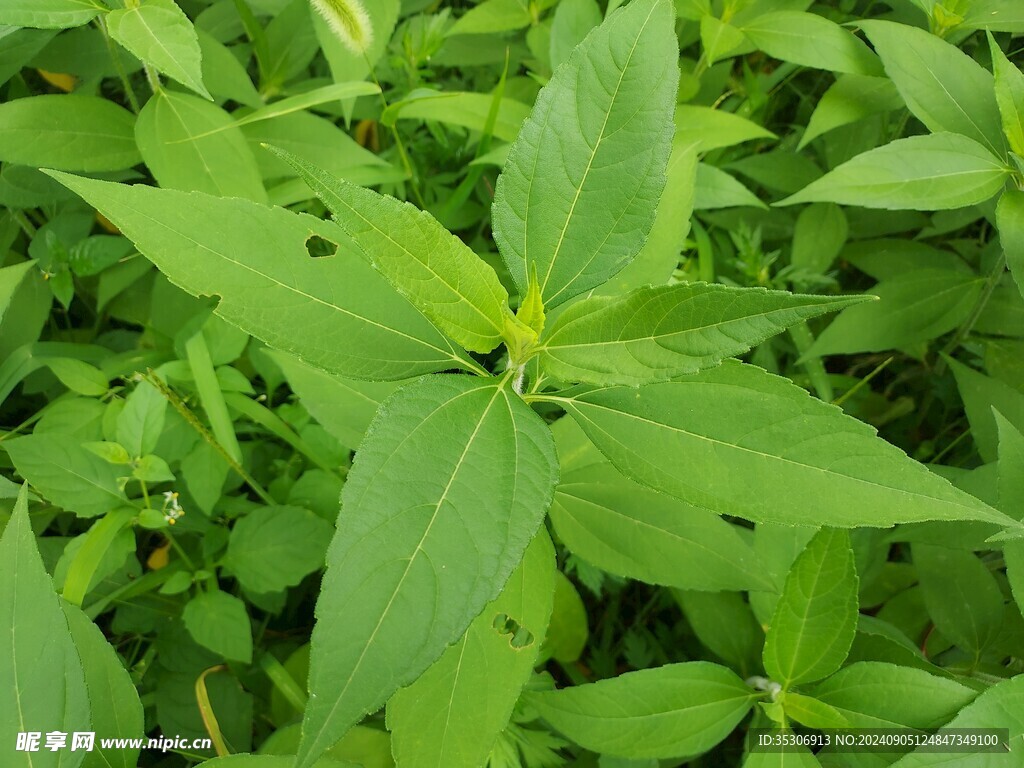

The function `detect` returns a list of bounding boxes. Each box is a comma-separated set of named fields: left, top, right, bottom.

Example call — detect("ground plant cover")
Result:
left=1, top=0, right=1024, bottom=766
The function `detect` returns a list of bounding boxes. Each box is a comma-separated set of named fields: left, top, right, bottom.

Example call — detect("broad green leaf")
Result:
left=674, top=590, right=764, bottom=677
left=136, top=89, right=266, bottom=202
left=841, top=239, right=973, bottom=282
left=197, top=29, right=261, bottom=107
left=808, top=269, right=984, bottom=356
left=297, top=376, right=558, bottom=768
left=763, top=529, right=858, bottom=688
left=0, top=0, right=101, bottom=29
left=0, top=260, right=35, bottom=325
left=527, top=662, right=756, bottom=759
left=740, top=12, right=881, bottom=76
left=107, top=0, right=210, bottom=99
left=913, top=543, right=1004, bottom=658
left=791, top=203, right=847, bottom=274
left=809, top=662, right=976, bottom=729
left=5, top=433, right=128, bottom=517
left=694, top=164, right=766, bottom=210
left=947, top=356, right=1024, bottom=463
left=182, top=590, right=253, bottom=663
left=117, top=379, right=167, bottom=458
left=540, top=283, right=866, bottom=386
left=381, top=91, right=531, bottom=143
left=204, top=756, right=355, bottom=768
left=0, top=486, right=91, bottom=768
left=890, top=675, right=1024, bottom=766
left=549, top=0, right=601, bottom=70
left=449, top=0, right=533, bottom=35
left=780, top=133, right=1009, bottom=211
left=224, top=506, right=333, bottom=594
left=543, top=571, right=588, bottom=664
left=962, top=0, right=1024, bottom=32
left=387, top=531, right=556, bottom=768
left=546, top=360, right=1015, bottom=528
left=801, top=74, right=902, bottom=148
left=859, top=20, right=1005, bottom=155
left=743, top=739, right=820, bottom=768
left=782, top=693, right=849, bottom=729
left=46, top=172, right=476, bottom=381
left=0, top=28, right=57, bottom=88
left=990, top=36, right=1024, bottom=157
left=551, top=462, right=775, bottom=591
left=63, top=603, right=145, bottom=768
left=492, top=0, right=679, bottom=307
left=998, top=189, right=1024, bottom=300
left=674, top=105, right=775, bottom=153
left=0, top=95, right=140, bottom=171
left=271, top=149, right=512, bottom=354
left=701, top=15, right=748, bottom=65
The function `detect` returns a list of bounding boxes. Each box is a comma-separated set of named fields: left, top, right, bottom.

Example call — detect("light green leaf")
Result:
left=107, top=0, right=210, bottom=99
left=117, top=379, right=167, bottom=459
left=791, top=203, right=847, bottom=274
left=674, top=590, right=764, bottom=677
left=540, top=282, right=868, bottom=386
left=700, top=15, right=748, bottom=65
left=859, top=19, right=1005, bottom=155
left=675, top=106, right=775, bottom=153
left=543, top=571, right=588, bottom=664
left=740, top=12, right=881, bottom=76
left=763, top=529, right=858, bottom=688
left=44, top=357, right=108, bottom=397
left=0, top=0, right=101, bottom=29
left=46, top=172, right=476, bottom=381
left=998, top=415, right=1024, bottom=614
left=225, top=506, right=333, bottom=594
left=297, top=375, right=558, bottom=768
left=182, top=590, right=253, bottom=663
left=205, top=757, right=355, bottom=768
left=0, top=261, right=36, bottom=326
left=998, top=189, right=1024, bottom=300
left=381, top=91, right=531, bottom=143
left=197, top=29, right=261, bottom=108
left=947, top=355, right=1024, bottom=463
left=449, top=0, right=533, bottom=35
left=782, top=693, right=849, bottom=729
left=387, top=531, right=556, bottom=768
left=0, top=95, right=140, bottom=171
left=270, top=148, right=511, bottom=354
left=546, top=360, right=1015, bottom=528
left=961, top=0, right=1024, bottom=32
left=234, top=82, right=382, bottom=130
left=135, top=89, right=266, bottom=202
left=551, top=462, right=775, bottom=591
left=0, top=485, right=91, bottom=768
left=990, top=36, right=1024, bottom=157
left=780, top=133, right=1009, bottom=211
left=694, top=164, right=766, bottom=210
left=549, top=0, right=602, bottom=70
left=800, top=74, right=903, bottom=148
left=492, top=0, right=679, bottom=307
left=5, top=433, right=128, bottom=518
left=527, top=662, right=756, bottom=759
left=742, top=738, right=821, bottom=768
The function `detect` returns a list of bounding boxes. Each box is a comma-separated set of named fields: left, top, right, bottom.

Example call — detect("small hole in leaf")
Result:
left=305, top=235, right=338, bottom=259
left=492, top=613, right=534, bottom=649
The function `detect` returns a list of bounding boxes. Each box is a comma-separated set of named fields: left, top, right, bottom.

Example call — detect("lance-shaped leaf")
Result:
left=46, top=172, right=478, bottom=380
left=998, top=189, right=1024, bottom=301
left=739, top=11, right=882, bottom=76
left=387, top=531, right=556, bottom=768
left=544, top=360, right=1016, bottom=528
left=0, top=0, right=101, bottom=29
left=762, top=529, right=858, bottom=688
left=491, top=0, right=678, bottom=307
left=990, top=34, right=1024, bottom=157
left=539, top=282, right=868, bottom=386
left=0, top=485, right=91, bottom=768
left=297, top=375, right=558, bottom=768
left=269, top=148, right=511, bottom=354
left=527, top=662, right=757, bottom=759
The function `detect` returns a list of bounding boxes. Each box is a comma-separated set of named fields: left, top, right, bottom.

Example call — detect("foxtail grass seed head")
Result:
left=310, top=0, right=373, bottom=56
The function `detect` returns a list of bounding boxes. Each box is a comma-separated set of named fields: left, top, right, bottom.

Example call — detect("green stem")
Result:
left=934, top=253, right=1006, bottom=377
left=96, top=16, right=141, bottom=113
left=365, top=62, right=426, bottom=209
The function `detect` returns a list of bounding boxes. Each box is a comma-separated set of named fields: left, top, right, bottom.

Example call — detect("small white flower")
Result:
left=309, top=0, right=374, bottom=56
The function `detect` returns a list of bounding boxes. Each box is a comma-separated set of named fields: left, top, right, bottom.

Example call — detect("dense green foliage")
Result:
left=1, top=1, right=1024, bottom=767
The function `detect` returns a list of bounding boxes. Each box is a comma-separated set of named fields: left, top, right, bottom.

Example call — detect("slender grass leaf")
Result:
left=740, top=12, right=882, bottom=76
left=527, top=662, right=756, bottom=759
left=763, top=529, right=858, bottom=688
left=998, top=189, right=1024, bottom=300
left=780, top=133, right=1009, bottom=211
left=545, top=360, right=1016, bottom=528
left=45, top=172, right=476, bottom=380
left=540, top=282, right=868, bottom=386
left=492, top=0, right=679, bottom=307
left=0, top=0, right=101, bottom=29
left=297, top=375, right=558, bottom=768
left=233, top=82, right=382, bottom=130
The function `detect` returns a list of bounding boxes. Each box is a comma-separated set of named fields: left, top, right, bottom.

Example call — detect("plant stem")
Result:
left=934, top=252, right=1006, bottom=377
left=95, top=16, right=141, bottom=113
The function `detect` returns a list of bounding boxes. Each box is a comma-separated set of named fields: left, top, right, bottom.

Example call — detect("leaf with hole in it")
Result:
left=387, top=530, right=556, bottom=768
left=45, top=171, right=476, bottom=381
left=269, top=148, right=512, bottom=354
left=297, top=375, right=558, bottom=768
left=539, top=282, right=867, bottom=386
left=492, top=0, right=679, bottom=307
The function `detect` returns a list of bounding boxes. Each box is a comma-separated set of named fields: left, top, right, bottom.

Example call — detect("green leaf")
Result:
left=740, top=12, right=881, bottom=76
left=224, top=506, right=334, bottom=594
left=694, top=164, right=766, bottom=210
left=449, top=0, right=533, bottom=35
left=381, top=91, right=531, bottom=143
left=0, top=485, right=91, bottom=768
left=543, top=571, right=588, bottom=663
left=547, top=360, right=1014, bottom=528
left=999, top=415, right=1024, bottom=614
left=961, top=0, right=1024, bottom=33
left=269, top=148, right=511, bottom=354
left=780, top=133, right=1009, bottom=211
left=782, top=693, right=849, bottom=729
left=297, top=375, right=558, bottom=768
left=5, top=433, right=128, bottom=517
left=44, top=357, right=108, bottom=396
left=182, top=589, right=253, bottom=663
left=107, top=0, right=210, bottom=99
left=700, top=15, right=748, bottom=65
left=551, top=462, right=775, bottom=591
left=46, top=172, right=477, bottom=381
left=859, top=20, right=1005, bottom=155
left=540, top=282, right=865, bottom=386
left=136, top=89, right=266, bottom=202
left=235, top=82, right=382, bottom=130
left=808, top=662, right=976, bottom=729
left=791, top=203, right=847, bottom=274
left=492, top=0, right=679, bottom=307
left=989, top=35, right=1024, bottom=157
left=117, top=379, right=167, bottom=458
left=0, top=0, right=101, bottom=29
left=674, top=106, right=775, bottom=153
left=549, top=0, right=602, bottom=70
left=387, top=531, right=556, bottom=768
left=947, top=355, right=1024, bottom=463
left=998, top=189, right=1024, bottom=300
left=913, top=543, right=1004, bottom=658
left=674, top=590, right=764, bottom=677
left=527, top=662, right=756, bottom=759
left=763, top=529, right=858, bottom=688
left=800, top=74, right=903, bottom=148
left=0, top=95, right=140, bottom=171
